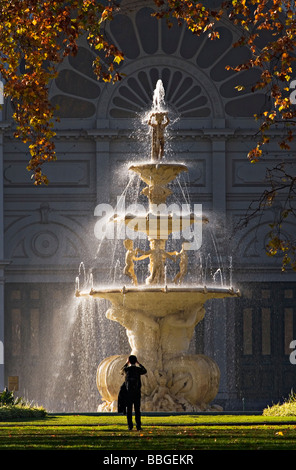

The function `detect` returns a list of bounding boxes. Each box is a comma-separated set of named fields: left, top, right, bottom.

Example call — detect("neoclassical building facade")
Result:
left=1, top=1, right=296, bottom=411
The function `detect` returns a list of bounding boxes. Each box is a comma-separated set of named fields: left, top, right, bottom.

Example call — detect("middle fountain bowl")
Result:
left=111, top=161, right=208, bottom=239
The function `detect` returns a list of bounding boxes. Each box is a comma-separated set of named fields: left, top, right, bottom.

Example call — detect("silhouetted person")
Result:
left=122, top=355, right=147, bottom=430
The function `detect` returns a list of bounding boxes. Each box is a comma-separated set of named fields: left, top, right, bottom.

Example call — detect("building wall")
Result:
left=2, top=3, right=296, bottom=410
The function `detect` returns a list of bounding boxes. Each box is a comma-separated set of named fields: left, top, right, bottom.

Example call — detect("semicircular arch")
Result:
left=49, top=6, right=268, bottom=123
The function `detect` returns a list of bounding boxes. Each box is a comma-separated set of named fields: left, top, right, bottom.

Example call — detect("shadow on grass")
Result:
left=0, top=420, right=296, bottom=450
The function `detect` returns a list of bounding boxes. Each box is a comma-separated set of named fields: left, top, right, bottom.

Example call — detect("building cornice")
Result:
left=2, top=124, right=293, bottom=143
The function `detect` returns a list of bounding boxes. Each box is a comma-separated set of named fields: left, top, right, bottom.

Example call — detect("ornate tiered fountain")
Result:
left=76, top=81, right=239, bottom=412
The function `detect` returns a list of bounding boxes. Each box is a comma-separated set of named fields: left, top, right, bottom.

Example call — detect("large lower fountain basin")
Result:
left=76, top=285, right=240, bottom=413
left=77, top=286, right=239, bottom=317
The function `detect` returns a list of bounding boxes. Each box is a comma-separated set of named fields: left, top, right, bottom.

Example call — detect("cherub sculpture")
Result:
left=173, top=242, right=188, bottom=284
left=123, top=239, right=141, bottom=285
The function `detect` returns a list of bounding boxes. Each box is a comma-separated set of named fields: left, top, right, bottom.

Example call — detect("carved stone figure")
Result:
left=137, top=239, right=176, bottom=285
left=173, top=242, right=189, bottom=284
left=148, top=112, right=170, bottom=161
left=123, top=239, right=139, bottom=285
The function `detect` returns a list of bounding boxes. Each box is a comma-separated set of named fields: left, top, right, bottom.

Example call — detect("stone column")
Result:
left=0, top=90, right=10, bottom=387
left=0, top=259, right=9, bottom=391
left=206, top=122, right=232, bottom=407
left=96, top=138, right=110, bottom=203
left=89, top=121, right=111, bottom=204
left=0, top=126, right=5, bottom=389
left=88, top=124, right=113, bottom=283
left=212, top=141, right=226, bottom=215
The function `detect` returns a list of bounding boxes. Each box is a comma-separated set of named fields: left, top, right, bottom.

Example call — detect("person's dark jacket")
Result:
left=117, top=362, right=147, bottom=413
left=123, top=363, right=147, bottom=394
left=118, top=382, right=128, bottom=414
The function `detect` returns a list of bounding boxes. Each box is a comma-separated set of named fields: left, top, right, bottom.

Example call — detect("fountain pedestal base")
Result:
left=97, top=352, right=221, bottom=412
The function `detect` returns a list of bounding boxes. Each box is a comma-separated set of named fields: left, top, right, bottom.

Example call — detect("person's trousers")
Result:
left=126, top=392, right=141, bottom=429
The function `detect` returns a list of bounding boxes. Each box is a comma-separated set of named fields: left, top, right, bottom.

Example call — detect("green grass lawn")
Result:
left=0, top=414, right=296, bottom=451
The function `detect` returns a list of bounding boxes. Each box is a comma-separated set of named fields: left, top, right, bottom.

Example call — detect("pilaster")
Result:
left=90, top=120, right=111, bottom=204
left=0, top=128, right=4, bottom=389
left=0, top=100, right=10, bottom=388
left=207, top=119, right=236, bottom=408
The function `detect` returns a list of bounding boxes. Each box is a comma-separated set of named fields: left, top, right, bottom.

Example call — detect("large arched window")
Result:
left=50, top=7, right=268, bottom=121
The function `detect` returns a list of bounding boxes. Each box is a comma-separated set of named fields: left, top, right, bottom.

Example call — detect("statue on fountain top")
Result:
left=148, top=111, right=170, bottom=161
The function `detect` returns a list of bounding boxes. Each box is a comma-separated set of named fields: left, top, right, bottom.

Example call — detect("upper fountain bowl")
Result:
left=129, top=162, right=188, bottom=186
left=129, top=162, right=188, bottom=205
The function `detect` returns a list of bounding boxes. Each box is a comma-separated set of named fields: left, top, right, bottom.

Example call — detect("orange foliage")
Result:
left=0, top=0, right=122, bottom=185
left=1, top=0, right=296, bottom=188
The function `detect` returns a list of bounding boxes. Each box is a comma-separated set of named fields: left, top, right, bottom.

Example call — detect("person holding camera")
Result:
left=121, top=355, right=147, bottom=431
